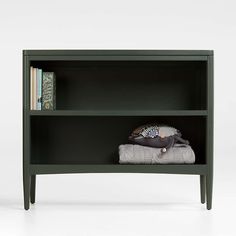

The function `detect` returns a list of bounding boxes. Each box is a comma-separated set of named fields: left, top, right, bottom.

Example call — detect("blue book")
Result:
left=36, top=69, right=42, bottom=110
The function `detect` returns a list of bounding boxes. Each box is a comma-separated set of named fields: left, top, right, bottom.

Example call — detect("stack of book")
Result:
left=30, top=67, right=56, bottom=110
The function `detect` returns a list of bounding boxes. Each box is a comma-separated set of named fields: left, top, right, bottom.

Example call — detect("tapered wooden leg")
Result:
left=23, top=173, right=30, bottom=210
left=200, top=175, right=206, bottom=204
left=30, top=175, right=36, bottom=204
left=206, top=174, right=213, bottom=210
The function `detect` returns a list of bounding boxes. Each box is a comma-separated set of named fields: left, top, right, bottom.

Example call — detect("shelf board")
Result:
left=24, top=49, right=213, bottom=56
left=28, top=110, right=208, bottom=117
left=30, top=164, right=207, bottom=175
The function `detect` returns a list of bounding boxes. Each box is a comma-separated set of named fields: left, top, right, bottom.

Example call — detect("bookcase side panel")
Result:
left=23, top=54, right=31, bottom=209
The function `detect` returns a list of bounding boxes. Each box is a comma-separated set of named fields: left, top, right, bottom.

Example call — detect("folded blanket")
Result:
left=119, top=144, right=195, bottom=164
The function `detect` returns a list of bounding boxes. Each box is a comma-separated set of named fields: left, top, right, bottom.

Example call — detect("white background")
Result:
left=0, top=0, right=236, bottom=235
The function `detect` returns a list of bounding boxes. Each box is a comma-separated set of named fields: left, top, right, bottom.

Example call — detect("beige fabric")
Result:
left=119, top=144, right=195, bottom=164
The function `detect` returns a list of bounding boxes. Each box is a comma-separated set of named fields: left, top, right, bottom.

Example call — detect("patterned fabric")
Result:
left=129, top=123, right=189, bottom=151
left=131, top=124, right=179, bottom=139
left=141, top=126, right=159, bottom=138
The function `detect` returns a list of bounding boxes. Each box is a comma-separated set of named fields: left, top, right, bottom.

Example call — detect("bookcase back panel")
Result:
left=31, top=116, right=206, bottom=165
left=32, top=61, right=207, bottom=110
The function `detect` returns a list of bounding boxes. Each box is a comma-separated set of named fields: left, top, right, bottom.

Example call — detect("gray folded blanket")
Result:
left=119, top=144, right=195, bottom=164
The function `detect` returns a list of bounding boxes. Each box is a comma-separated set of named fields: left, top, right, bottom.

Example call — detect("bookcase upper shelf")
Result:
left=28, top=110, right=208, bottom=116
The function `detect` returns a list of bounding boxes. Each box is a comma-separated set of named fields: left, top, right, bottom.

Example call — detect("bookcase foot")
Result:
left=23, top=174, right=30, bottom=210
left=206, top=174, right=213, bottom=210
left=30, top=175, right=36, bottom=204
left=200, top=175, right=206, bottom=204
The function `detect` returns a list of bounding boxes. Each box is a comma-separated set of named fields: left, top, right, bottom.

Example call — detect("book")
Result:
left=36, top=69, right=42, bottom=110
left=42, top=72, right=56, bottom=110
left=33, top=68, right=37, bottom=110
left=30, top=67, right=33, bottom=110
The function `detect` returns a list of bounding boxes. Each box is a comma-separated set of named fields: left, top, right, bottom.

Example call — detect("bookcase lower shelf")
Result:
left=30, top=164, right=207, bottom=175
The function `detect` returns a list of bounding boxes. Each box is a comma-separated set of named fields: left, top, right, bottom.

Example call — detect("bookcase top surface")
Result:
left=23, top=49, right=213, bottom=56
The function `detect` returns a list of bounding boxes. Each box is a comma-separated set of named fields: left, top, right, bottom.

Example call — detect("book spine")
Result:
left=33, top=68, right=37, bottom=110
left=42, top=72, right=56, bottom=110
left=30, top=67, right=33, bottom=110
left=37, top=69, right=42, bottom=110
left=39, top=69, right=43, bottom=110
left=53, top=73, right=56, bottom=109
left=36, top=68, right=38, bottom=110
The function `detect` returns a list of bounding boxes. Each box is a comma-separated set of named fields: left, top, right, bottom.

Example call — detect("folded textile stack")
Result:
left=119, top=124, right=195, bottom=164
left=119, top=144, right=195, bottom=164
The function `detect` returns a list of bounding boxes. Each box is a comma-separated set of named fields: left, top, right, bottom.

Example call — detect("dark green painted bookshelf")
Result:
left=23, top=50, right=214, bottom=210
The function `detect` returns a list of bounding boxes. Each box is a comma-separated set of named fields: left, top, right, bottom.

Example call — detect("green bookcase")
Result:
left=23, top=50, right=214, bottom=210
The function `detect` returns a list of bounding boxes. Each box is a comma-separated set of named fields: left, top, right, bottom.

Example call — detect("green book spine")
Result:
left=42, top=72, right=56, bottom=110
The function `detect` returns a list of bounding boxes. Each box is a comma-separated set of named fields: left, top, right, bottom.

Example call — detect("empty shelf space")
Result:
left=31, top=60, right=207, bottom=111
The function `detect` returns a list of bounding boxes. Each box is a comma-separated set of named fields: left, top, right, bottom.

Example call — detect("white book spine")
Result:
left=33, top=68, right=37, bottom=110
left=30, top=67, right=33, bottom=110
